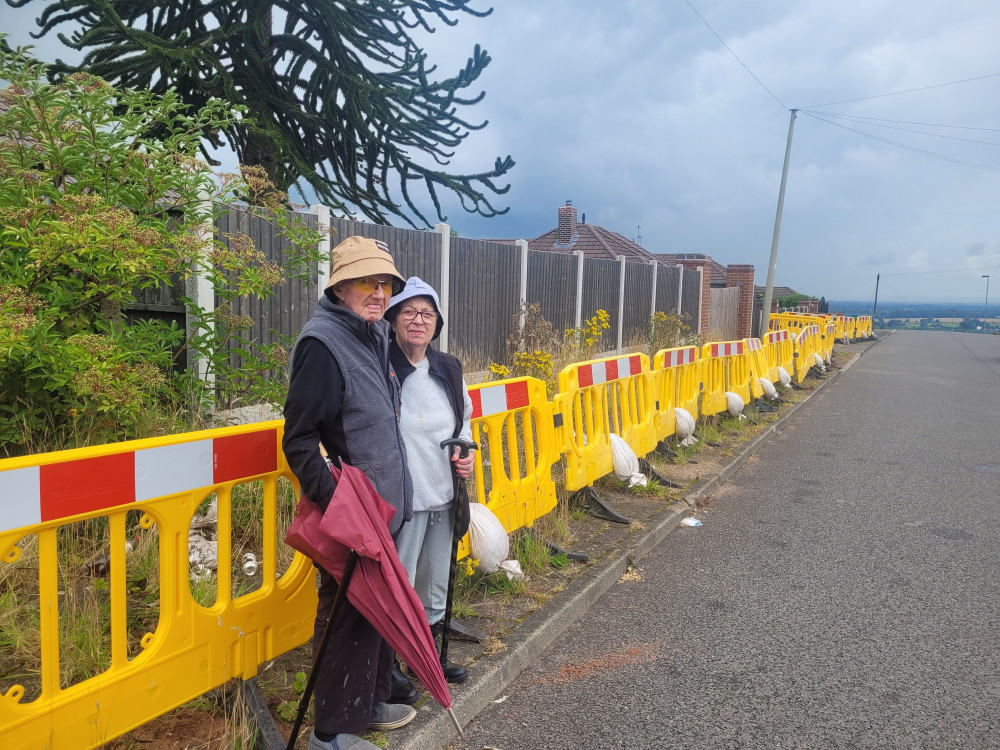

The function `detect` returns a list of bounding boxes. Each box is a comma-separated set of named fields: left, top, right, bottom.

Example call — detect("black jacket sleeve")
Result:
left=282, top=337, right=345, bottom=511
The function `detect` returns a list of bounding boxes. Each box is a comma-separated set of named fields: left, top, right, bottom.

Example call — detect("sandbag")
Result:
left=674, top=407, right=698, bottom=446
left=777, top=366, right=791, bottom=387
left=725, top=391, right=745, bottom=418
left=812, top=352, right=826, bottom=371
left=610, top=433, right=646, bottom=487
left=759, top=377, right=777, bottom=399
left=467, top=503, right=509, bottom=574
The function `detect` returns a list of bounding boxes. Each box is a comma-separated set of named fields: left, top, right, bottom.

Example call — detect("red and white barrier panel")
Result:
left=767, top=330, right=790, bottom=343
left=469, top=380, right=530, bottom=419
left=576, top=355, right=643, bottom=387
left=746, top=338, right=762, bottom=352
left=709, top=342, right=744, bottom=357
left=661, top=347, right=698, bottom=368
left=797, top=325, right=819, bottom=343
left=0, top=430, right=278, bottom=534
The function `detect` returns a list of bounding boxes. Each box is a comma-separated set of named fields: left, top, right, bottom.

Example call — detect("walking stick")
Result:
left=286, top=550, right=359, bottom=750
left=438, top=438, right=477, bottom=666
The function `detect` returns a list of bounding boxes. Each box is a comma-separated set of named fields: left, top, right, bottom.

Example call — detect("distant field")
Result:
left=889, top=317, right=1000, bottom=324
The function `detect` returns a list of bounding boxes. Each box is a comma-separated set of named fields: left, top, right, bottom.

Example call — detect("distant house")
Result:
left=526, top=201, right=662, bottom=263
left=754, top=285, right=821, bottom=314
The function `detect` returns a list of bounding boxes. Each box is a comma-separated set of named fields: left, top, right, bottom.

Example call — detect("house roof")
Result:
left=528, top=223, right=662, bottom=264
left=754, top=285, right=817, bottom=300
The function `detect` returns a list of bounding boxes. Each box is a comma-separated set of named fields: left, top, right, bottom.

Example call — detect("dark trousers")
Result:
left=312, top=567, right=394, bottom=736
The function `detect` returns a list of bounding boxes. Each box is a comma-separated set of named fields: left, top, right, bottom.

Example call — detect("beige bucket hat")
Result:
left=326, top=236, right=406, bottom=294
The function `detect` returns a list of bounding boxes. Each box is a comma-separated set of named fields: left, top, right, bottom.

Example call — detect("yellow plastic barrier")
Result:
left=821, top=323, right=836, bottom=362
left=769, top=311, right=826, bottom=335
left=0, top=423, right=316, bottom=750
left=651, top=345, right=701, bottom=440
left=794, top=324, right=822, bottom=383
left=764, top=329, right=795, bottom=383
left=554, top=353, right=656, bottom=492
left=856, top=315, right=873, bottom=338
left=461, top=377, right=559, bottom=558
left=844, top=316, right=857, bottom=340
left=700, top=341, right=751, bottom=415
left=744, top=338, right=771, bottom=399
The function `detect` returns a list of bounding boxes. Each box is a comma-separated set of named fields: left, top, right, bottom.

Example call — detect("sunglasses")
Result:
left=353, top=277, right=395, bottom=295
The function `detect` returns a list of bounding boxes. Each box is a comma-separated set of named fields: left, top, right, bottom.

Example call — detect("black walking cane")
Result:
left=438, top=437, right=478, bottom=670
left=286, top=550, right=360, bottom=750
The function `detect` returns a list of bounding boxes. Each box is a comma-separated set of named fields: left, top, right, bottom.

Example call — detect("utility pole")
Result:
left=759, top=109, right=797, bottom=334
left=872, top=273, right=880, bottom=318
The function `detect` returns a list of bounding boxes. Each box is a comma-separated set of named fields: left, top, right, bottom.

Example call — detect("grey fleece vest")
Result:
left=296, top=297, right=413, bottom=534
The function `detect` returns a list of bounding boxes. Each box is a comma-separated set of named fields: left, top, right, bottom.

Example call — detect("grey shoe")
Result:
left=308, top=731, right=379, bottom=750
left=369, top=700, right=416, bottom=730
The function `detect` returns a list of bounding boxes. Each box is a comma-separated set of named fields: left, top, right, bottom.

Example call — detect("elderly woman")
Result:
left=384, top=277, right=475, bottom=703
left=282, top=236, right=415, bottom=750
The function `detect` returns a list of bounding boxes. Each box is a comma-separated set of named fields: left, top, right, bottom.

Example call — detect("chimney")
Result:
left=557, top=200, right=577, bottom=244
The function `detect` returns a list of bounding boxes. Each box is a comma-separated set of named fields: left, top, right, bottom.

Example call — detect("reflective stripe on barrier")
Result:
left=700, top=340, right=750, bottom=415
left=555, top=353, right=655, bottom=492
left=0, top=422, right=316, bottom=750
left=764, top=329, right=795, bottom=382
left=463, top=377, right=559, bottom=558
left=652, top=345, right=700, bottom=440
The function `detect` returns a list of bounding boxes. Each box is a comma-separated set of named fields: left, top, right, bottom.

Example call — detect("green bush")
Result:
left=0, top=42, right=323, bottom=456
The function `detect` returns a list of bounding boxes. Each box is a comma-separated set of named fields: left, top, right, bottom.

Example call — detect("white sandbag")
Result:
left=812, top=352, right=826, bottom=371
left=725, top=391, right=745, bottom=418
left=824, top=352, right=832, bottom=366
left=498, top=559, right=524, bottom=581
left=674, top=407, right=696, bottom=439
left=610, top=433, right=646, bottom=487
left=777, top=366, right=791, bottom=387
left=468, top=503, right=509, bottom=574
left=759, top=377, right=777, bottom=399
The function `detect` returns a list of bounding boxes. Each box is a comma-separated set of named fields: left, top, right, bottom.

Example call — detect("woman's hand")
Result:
left=452, top=446, right=475, bottom=478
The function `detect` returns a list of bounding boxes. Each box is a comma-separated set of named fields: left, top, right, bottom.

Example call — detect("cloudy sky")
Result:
left=6, top=1, right=1000, bottom=304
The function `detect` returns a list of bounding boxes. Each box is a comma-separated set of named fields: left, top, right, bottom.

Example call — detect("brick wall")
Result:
left=725, top=264, right=756, bottom=339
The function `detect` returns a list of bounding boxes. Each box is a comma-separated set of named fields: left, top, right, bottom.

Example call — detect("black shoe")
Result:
left=390, top=659, right=418, bottom=705
left=430, top=621, right=468, bottom=684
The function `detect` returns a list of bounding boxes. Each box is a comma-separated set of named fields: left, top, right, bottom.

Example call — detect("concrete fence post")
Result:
left=186, top=194, right=216, bottom=388
left=617, top=254, right=626, bottom=354
left=697, top=266, right=705, bottom=339
left=310, top=204, right=331, bottom=300
left=676, top=265, right=684, bottom=316
left=517, top=239, right=529, bottom=331
left=649, top=259, right=658, bottom=317
left=574, top=250, right=585, bottom=329
left=436, top=223, right=451, bottom=353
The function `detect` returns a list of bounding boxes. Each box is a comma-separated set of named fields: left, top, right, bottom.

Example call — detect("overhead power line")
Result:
left=799, top=110, right=1000, bottom=148
left=683, top=0, right=788, bottom=111
left=800, top=110, right=1000, bottom=172
left=803, top=72, right=1000, bottom=109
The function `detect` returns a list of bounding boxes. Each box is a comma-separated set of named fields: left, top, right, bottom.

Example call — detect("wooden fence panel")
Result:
left=708, top=285, right=740, bottom=342
left=448, top=238, right=520, bottom=366
left=527, top=250, right=577, bottom=336
left=581, top=257, right=620, bottom=350
left=223, top=207, right=320, bottom=379
left=655, top=264, right=680, bottom=316
left=622, top=261, right=653, bottom=346
left=681, top=268, right=700, bottom=331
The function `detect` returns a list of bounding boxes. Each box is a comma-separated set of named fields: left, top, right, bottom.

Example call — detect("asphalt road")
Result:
left=456, top=331, right=1000, bottom=750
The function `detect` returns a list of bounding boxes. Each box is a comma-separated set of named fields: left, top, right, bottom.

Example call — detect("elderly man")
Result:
left=282, top=236, right=415, bottom=750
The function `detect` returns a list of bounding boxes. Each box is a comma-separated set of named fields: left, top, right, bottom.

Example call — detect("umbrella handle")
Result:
left=286, top=550, right=359, bottom=750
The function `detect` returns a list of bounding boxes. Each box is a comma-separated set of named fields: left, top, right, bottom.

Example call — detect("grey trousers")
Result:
left=394, top=507, right=455, bottom=625
left=312, top=567, right=394, bottom=736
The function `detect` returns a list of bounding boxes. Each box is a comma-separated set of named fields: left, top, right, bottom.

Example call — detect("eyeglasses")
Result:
left=353, top=277, right=394, bottom=295
left=399, top=307, right=438, bottom=323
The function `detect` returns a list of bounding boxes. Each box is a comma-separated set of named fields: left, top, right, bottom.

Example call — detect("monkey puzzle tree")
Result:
left=7, top=0, right=514, bottom=226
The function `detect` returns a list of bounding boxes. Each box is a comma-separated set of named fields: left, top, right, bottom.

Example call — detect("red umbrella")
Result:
left=284, top=461, right=461, bottom=740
